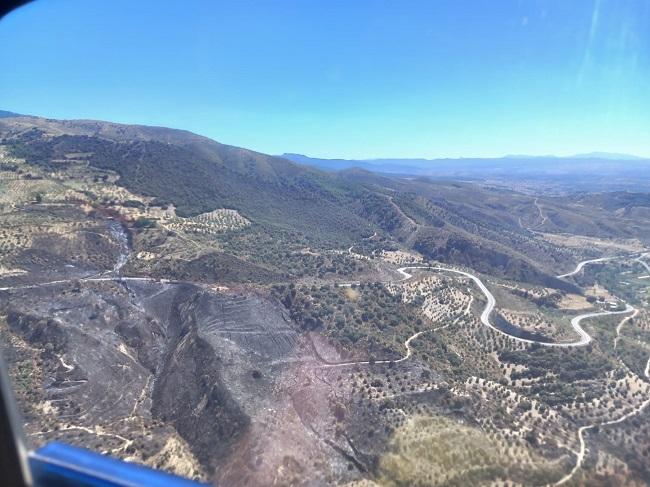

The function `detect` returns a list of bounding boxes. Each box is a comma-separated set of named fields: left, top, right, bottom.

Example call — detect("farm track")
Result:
left=634, top=252, right=650, bottom=274
left=533, top=198, right=548, bottom=228
left=314, top=256, right=639, bottom=369
left=552, top=331, right=650, bottom=486
left=315, top=256, right=646, bottom=485
left=1, top=232, right=648, bottom=485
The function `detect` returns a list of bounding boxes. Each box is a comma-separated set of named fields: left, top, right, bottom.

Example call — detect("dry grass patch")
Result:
left=558, top=293, right=592, bottom=310
left=344, top=287, right=360, bottom=301
left=380, top=249, right=423, bottom=265
left=378, top=414, right=499, bottom=486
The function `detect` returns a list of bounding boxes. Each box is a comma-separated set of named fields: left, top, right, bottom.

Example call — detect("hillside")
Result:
left=2, top=114, right=650, bottom=485
left=3, top=115, right=648, bottom=291
left=0, top=117, right=368, bottom=246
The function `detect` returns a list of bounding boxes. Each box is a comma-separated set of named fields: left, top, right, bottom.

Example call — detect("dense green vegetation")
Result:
left=508, top=287, right=561, bottom=308
left=577, top=260, right=647, bottom=305
left=6, top=133, right=369, bottom=247
left=215, top=224, right=369, bottom=279
left=125, top=247, right=282, bottom=284
left=357, top=191, right=405, bottom=232
left=271, top=282, right=426, bottom=359
left=499, top=345, right=617, bottom=406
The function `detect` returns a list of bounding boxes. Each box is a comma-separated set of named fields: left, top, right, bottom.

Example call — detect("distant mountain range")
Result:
left=568, top=152, right=644, bottom=160
left=281, top=152, right=648, bottom=175
left=281, top=152, right=650, bottom=194
left=504, top=152, right=644, bottom=160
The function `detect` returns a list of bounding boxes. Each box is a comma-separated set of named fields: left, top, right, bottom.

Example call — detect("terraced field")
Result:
left=161, top=208, right=250, bottom=235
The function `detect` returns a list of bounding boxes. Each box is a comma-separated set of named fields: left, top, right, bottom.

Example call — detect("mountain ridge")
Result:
left=2, top=113, right=642, bottom=292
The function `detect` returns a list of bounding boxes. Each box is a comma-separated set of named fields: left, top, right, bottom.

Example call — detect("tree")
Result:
left=134, top=217, right=155, bottom=228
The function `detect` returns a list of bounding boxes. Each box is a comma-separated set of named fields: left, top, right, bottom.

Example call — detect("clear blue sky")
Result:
left=1, top=0, right=649, bottom=158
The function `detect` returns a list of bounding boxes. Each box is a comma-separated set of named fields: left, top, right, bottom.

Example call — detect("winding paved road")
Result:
left=316, top=258, right=637, bottom=368
left=395, top=262, right=646, bottom=487
left=556, top=256, right=618, bottom=279
left=397, top=265, right=634, bottom=348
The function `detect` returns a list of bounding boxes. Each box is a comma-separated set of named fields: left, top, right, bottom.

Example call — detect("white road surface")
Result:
left=556, top=257, right=618, bottom=279
left=635, top=252, right=650, bottom=274
left=397, top=266, right=634, bottom=348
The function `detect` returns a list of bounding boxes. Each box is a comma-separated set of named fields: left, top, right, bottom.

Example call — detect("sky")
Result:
left=1, top=0, right=649, bottom=159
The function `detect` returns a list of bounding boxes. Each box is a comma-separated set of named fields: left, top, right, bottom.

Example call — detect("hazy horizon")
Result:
left=2, top=0, right=649, bottom=159
left=2, top=107, right=648, bottom=162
